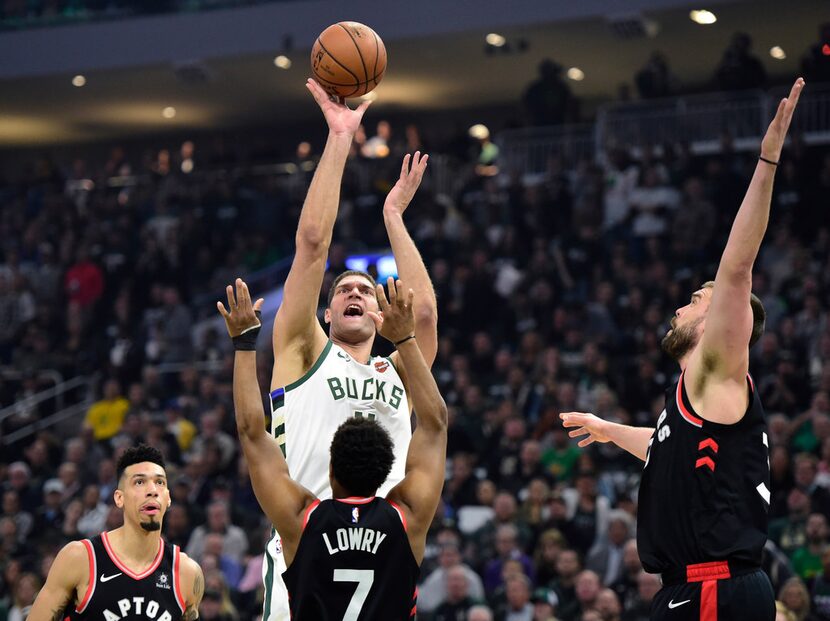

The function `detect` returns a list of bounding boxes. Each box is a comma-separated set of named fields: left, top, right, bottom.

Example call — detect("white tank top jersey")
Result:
left=262, top=339, right=412, bottom=621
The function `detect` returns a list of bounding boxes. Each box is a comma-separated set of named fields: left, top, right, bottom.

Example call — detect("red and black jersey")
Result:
left=66, top=532, right=185, bottom=621
left=283, top=496, right=420, bottom=620
left=637, top=371, right=770, bottom=575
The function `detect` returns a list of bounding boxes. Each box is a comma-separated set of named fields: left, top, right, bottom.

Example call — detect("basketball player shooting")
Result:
left=561, top=77, right=805, bottom=621
left=260, top=78, right=437, bottom=619
left=29, top=445, right=203, bottom=621
left=219, top=277, right=447, bottom=620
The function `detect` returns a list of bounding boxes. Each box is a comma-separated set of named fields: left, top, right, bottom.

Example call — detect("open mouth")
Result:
left=344, top=304, right=364, bottom=317
left=140, top=505, right=161, bottom=516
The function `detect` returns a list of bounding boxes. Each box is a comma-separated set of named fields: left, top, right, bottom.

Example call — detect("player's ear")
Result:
left=324, top=308, right=332, bottom=324
left=113, top=488, right=124, bottom=509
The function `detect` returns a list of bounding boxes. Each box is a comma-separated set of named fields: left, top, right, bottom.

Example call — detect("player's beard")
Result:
left=661, top=318, right=703, bottom=361
left=140, top=516, right=161, bottom=532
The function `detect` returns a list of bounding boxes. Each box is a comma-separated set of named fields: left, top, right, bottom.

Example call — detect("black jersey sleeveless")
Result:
left=68, top=532, right=185, bottom=621
left=283, top=496, right=420, bottom=620
left=637, top=371, right=770, bottom=574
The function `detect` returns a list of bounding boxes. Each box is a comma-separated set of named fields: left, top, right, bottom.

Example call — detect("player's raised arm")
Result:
left=28, top=540, right=87, bottom=621
left=383, top=152, right=438, bottom=368
left=369, top=278, right=447, bottom=562
left=560, top=412, right=654, bottom=462
left=695, top=78, right=804, bottom=388
left=272, top=79, right=372, bottom=386
left=219, top=279, right=316, bottom=556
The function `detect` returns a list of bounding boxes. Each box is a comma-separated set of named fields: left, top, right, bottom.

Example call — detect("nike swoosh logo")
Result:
left=668, top=599, right=691, bottom=609
left=100, top=573, right=122, bottom=583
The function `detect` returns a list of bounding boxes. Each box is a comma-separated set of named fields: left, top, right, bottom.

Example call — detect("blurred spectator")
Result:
left=714, top=32, right=767, bottom=91
left=596, top=588, right=622, bottom=621
left=76, top=484, right=108, bottom=537
left=623, top=571, right=661, bottom=621
left=419, top=539, right=485, bottom=614
left=779, top=577, right=814, bottom=621
left=791, top=514, right=829, bottom=581
left=550, top=549, right=582, bottom=620
left=585, top=509, right=633, bottom=586
left=7, top=572, right=39, bottom=621
left=433, top=565, right=480, bottom=621
left=770, top=488, right=811, bottom=557
left=801, top=23, right=830, bottom=83
left=634, top=52, right=675, bottom=99
left=483, top=524, right=535, bottom=592
left=522, top=59, right=575, bottom=126
left=573, top=570, right=602, bottom=619
left=809, top=546, right=830, bottom=620
left=611, top=540, right=643, bottom=614
left=494, top=574, right=534, bottom=621
left=469, top=605, right=495, bottom=621
left=84, top=379, right=130, bottom=442
left=64, top=245, right=103, bottom=310
left=186, top=500, right=248, bottom=564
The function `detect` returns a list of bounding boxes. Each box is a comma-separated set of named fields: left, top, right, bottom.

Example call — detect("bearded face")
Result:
left=661, top=317, right=704, bottom=361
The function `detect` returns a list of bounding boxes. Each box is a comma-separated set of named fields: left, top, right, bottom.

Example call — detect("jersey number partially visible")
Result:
left=353, top=410, right=377, bottom=421
left=333, top=569, right=374, bottom=620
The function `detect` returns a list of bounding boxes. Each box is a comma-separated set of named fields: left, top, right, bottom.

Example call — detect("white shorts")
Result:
left=261, top=528, right=290, bottom=621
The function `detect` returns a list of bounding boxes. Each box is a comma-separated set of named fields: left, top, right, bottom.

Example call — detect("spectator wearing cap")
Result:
left=531, top=587, right=559, bottom=621
left=33, top=478, right=65, bottom=536
left=493, top=574, right=534, bottom=621
left=83, top=379, right=130, bottom=442
left=433, top=565, right=480, bottom=621
left=586, top=510, right=634, bottom=586
left=419, top=539, right=485, bottom=614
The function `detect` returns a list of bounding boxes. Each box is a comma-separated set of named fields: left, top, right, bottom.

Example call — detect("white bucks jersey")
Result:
left=270, top=340, right=411, bottom=498
left=262, top=340, right=412, bottom=620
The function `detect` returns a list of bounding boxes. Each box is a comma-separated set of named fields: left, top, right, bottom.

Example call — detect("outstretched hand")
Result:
left=305, top=78, right=372, bottom=137
left=560, top=411, right=611, bottom=448
left=367, top=277, right=415, bottom=344
left=384, top=152, right=429, bottom=217
left=761, top=77, right=805, bottom=162
left=217, top=278, right=265, bottom=338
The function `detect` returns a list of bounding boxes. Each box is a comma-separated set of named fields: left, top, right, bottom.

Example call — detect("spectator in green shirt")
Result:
left=792, top=513, right=829, bottom=580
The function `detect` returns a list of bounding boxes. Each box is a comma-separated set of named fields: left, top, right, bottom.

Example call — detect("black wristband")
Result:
left=759, top=155, right=779, bottom=166
left=232, top=310, right=262, bottom=351
left=394, top=334, right=416, bottom=347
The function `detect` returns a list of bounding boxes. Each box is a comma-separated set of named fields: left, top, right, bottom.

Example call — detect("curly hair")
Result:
left=330, top=418, right=395, bottom=497
left=117, top=444, right=166, bottom=483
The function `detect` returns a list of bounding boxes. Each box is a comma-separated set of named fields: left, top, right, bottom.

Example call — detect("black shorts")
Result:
left=650, top=562, right=774, bottom=621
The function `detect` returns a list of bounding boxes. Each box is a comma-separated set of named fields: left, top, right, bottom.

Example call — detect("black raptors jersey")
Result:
left=283, top=497, right=420, bottom=620
left=638, top=371, right=770, bottom=574
left=68, top=532, right=185, bottom=621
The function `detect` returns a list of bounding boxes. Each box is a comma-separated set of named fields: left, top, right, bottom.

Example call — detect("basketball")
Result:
left=310, top=21, right=387, bottom=98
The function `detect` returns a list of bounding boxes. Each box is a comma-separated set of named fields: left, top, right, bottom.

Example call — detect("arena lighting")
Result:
left=485, top=33, right=506, bottom=47
left=162, top=106, right=176, bottom=119
left=770, top=46, right=787, bottom=60
left=567, top=67, right=585, bottom=81
left=338, top=253, right=398, bottom=281
left=72, top=75, right=86, bottom=87
left=689, top=10, right=717, bottom=24
left=273, top=55, right=292, bottom=69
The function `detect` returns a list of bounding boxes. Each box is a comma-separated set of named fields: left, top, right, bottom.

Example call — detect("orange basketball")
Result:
left=310, top=22, right=387, bottom=98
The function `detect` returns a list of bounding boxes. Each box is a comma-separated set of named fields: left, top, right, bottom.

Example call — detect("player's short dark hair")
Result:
left=330, top=418, right=394, bottom=497
left=701, top=281, right=766, bottom=348
left=327, top=270, right=377, bottom=307
left=117, top=444, right=166, bottom=483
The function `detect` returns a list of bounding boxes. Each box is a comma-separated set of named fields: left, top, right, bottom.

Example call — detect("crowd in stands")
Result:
left=0, top=77, right=830, bottom=621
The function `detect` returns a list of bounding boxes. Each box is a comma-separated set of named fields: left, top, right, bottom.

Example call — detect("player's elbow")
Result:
left=415, top=304, right=437, bottom=328
left=295, top=227, right=328, bottom=252
left=424, top=399, right=449, bottom=431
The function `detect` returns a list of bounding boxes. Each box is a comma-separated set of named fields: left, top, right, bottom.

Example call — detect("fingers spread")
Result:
left=387, top=276, right=397, bottom=305
left=253, top=298, right=265, bottom=312
left=401, top=154, right=411, bottom=178
left=216, top=301, right=229, bottom=317
left=375, top=283, right=390, bottom=312
left=578, top=438, right=595, bottom=448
